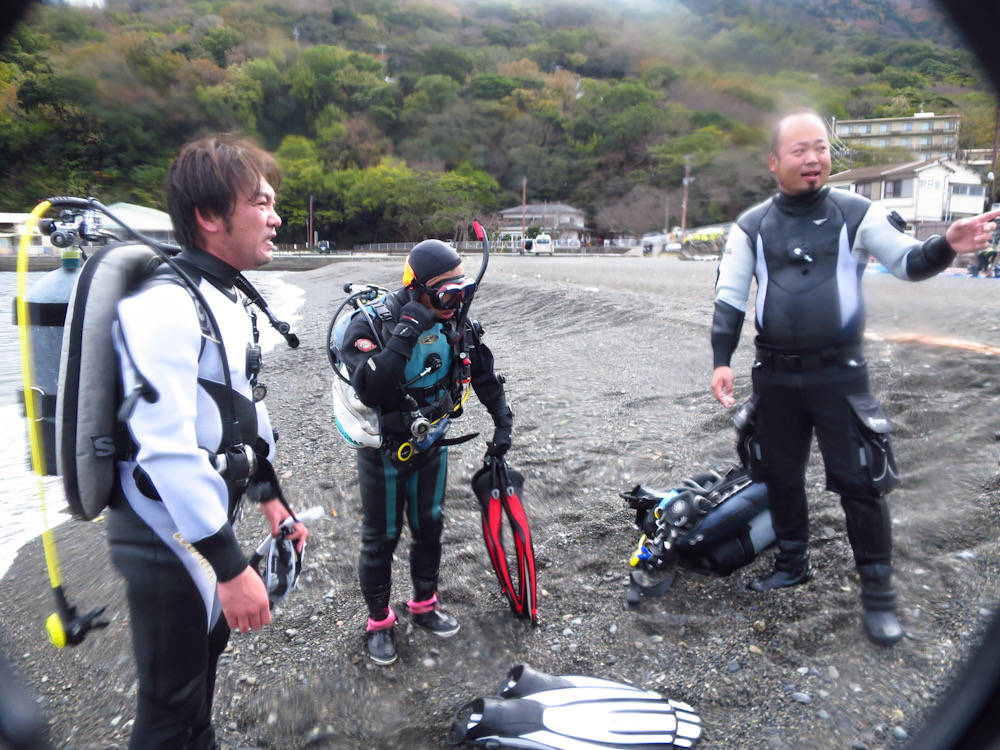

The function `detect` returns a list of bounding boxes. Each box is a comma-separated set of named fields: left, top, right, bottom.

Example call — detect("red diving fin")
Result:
left=471, top=456, right=538, bottom=622
left=496, top=461, right=537, bottom=623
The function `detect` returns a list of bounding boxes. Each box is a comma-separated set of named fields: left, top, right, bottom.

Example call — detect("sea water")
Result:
left=0, top=268, right=304, bottom=579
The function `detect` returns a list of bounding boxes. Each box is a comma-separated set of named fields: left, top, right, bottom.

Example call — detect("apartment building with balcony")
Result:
left=833, top=112, right=960, bottom=161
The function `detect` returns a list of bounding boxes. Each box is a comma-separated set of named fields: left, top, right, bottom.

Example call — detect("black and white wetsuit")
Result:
left=711, top=186, right=955, bottom=585
left=340, top=288, right=508, bottom=617
left=108, top=249, right=274, bottom=750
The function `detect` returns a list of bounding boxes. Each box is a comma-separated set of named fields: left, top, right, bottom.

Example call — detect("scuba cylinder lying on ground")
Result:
left=621, top=464, right=775, bottom=604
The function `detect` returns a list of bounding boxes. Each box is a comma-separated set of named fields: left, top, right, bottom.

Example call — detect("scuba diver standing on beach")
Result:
left=108, top=134, right=309, bottom=748
left=710, top=107, right=1000, bottom=646
left=337, top=239, right=513, bottom=665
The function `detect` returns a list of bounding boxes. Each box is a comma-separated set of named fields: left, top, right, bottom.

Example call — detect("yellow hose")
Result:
left=16, top=200, right=64, bottom=591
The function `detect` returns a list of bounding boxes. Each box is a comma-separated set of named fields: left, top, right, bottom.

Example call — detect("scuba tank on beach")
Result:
left=620, top=401, right=776, bottom=604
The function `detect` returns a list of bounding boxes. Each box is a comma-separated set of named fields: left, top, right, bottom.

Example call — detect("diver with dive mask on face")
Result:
left=332, top=236, right=513, bottom=665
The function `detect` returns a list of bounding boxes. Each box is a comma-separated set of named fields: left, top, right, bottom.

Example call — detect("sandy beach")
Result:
left=3, top=254, right=1000, bottom=749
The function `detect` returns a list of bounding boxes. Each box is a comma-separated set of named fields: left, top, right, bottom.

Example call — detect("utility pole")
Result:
left=376, top=43, right=387, bottom=78
left=680, top=154, right=693, bottom=238
left=521, top=176, right=527, bottom=251
left=308, top=194, right=314, bottom=248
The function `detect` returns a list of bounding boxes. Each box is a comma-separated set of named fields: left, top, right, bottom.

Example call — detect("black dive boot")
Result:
left=408, top=592, right=460, bottom=637
left=365, top=608, right=398, bottom=665
left=749, top=541, right=814, bottom=592
left=858, top=564, right=904, bottom=646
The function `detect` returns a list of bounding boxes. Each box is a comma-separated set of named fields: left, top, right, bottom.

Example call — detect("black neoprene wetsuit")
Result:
left=340, top=288, right=509, bottom=616
left=712, top=186, right=955, bottom=593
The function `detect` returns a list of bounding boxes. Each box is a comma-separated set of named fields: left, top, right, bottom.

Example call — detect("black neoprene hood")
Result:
left=403, top=239, right=461, bottom=285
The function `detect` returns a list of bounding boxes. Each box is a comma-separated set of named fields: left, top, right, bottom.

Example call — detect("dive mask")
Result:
left=417, top=275, right=476, bottom=311
left=264, top=530, right=302, bottom=608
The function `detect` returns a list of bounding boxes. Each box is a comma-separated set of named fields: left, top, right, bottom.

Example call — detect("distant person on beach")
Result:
left=338, top=239, right=513, bottom=665
left=710, top=107, right=1000, bottom=646
left=109, top=134, right=308, bottom=748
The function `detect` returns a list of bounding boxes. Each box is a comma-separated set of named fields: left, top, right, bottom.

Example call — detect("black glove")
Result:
left=488, top=425, right=512, bottom=459
left=389, top=301, right=438, bottom=352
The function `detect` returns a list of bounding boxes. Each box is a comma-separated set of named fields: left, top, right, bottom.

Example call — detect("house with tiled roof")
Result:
left=498, top=202, right=589, bottom=245
left=828, top=158, right=986, bottom=224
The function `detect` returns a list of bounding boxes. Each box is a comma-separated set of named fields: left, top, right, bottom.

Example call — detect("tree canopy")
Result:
left=0, top=0, right=993, bottom=244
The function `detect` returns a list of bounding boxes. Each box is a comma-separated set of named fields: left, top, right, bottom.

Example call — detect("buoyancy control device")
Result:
left=326, top=283, right=394, bottom=449
left=620, top=401, right=775, bottom=604
left=54, top=206, right=298, bottom=522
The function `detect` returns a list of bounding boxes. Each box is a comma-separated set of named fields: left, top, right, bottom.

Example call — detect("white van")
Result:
left=528, top=233, right=553, bottom=256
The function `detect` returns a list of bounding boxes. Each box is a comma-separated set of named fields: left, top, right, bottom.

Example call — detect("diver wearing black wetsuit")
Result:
left=339, top=240, right=511, bottom=665
left=709, top=109, right=1000, bottom=646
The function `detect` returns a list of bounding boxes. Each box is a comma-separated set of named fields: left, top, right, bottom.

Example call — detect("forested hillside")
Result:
left=0, top=0, right=994, bottom=245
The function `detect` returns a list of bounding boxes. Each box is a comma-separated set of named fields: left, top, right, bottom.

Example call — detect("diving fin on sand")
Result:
left=447, top=664, right=703, bottom=749
left=471, top=455, right=538, bottom=622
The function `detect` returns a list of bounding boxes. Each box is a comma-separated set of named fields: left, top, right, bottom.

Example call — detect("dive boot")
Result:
left=861, top=610, right=904, bottom=646
left=749, top=542, right=813, bottom=592
left=409, top=593, right=460, bottom=637
left=858, top=564, right=904, bottom=646
left=365, top=608, right=398, bottom=665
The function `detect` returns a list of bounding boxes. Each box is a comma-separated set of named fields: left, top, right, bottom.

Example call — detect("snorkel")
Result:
left=451, top=221, right=489, bottom=338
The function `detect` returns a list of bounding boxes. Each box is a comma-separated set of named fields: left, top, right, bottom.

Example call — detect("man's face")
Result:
left=203, top=177, right=281, bottom=271
left=769, top=113, right=831, bottom=197
left=419, top=262, right=467, bottom=320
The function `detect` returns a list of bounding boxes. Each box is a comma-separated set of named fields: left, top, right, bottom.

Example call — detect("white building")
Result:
left=828, top=158, right=986, bottom=223
left=498, top=202, right=589, bottom=244
left=833, top=112, right=960, bottom=161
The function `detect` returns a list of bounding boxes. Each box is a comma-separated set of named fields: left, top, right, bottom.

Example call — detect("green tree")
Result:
left=202, top=26, right=245, bottom=67
left=470, top=73, right=515, bottom=100
left=422, top=45, right=472, bottom=84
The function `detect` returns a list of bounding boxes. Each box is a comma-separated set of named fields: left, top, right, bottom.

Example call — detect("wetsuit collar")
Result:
left=774, top=186, right=830, bottom=215
left=178, top=247, right=241, bottom=289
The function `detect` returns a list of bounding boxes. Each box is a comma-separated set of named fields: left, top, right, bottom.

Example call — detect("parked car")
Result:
left=527, top=233, right=553, bottom=255
left=317, top=240, right=336, bottom=254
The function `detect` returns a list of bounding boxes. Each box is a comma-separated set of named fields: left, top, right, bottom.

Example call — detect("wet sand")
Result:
left=3, top=255, right=999, bottom=749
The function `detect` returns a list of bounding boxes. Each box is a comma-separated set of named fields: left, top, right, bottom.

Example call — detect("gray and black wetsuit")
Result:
left=108, top=249, right=276, bottom=750
left=340, top=288, right=509, bottom=616
left=712, top=186, right=955, bottom=593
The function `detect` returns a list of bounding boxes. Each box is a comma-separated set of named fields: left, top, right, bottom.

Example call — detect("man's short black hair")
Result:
left=166, top=133, right=280, bottom=252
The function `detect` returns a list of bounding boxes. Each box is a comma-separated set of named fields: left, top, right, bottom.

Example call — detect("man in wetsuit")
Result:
left=339, top=239, right=512, bottom=665
left=109, top=134, right=309, bottom=748
left=711, top=107, right=1000, bottom=646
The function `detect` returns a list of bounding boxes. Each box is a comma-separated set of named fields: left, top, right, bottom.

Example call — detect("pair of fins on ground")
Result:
left=448, top=664, right=703, bottom=749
